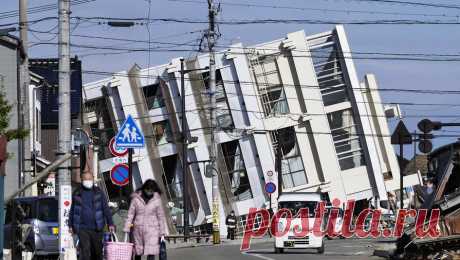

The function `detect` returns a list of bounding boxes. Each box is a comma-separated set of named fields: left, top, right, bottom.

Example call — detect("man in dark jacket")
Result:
left=226, top=211, right=237, bottom=240
left=69, top=173, right=114, bottom=260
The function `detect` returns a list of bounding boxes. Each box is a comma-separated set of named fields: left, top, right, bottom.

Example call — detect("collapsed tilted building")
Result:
left=83, top=25, right=419, bottom=235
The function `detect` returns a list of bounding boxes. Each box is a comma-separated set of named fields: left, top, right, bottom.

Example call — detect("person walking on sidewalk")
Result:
left=69, top=173, right=115, bottom=260
left=226, top=210, right=237, bottom=240
left=124, top=179, right=167, bottom=260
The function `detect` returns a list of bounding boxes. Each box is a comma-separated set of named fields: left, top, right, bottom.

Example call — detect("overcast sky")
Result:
left=2, top=0, right=460, bottom=157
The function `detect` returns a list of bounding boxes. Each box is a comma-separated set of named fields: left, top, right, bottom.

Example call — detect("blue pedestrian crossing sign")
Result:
left=115, top=115, right=145, bottom=148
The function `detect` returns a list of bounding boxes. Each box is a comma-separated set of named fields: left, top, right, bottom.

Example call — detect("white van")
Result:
left=274, top=192, right=326, bottom=254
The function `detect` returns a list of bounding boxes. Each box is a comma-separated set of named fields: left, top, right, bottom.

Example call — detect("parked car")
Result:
left=4, top=196, right=59, bottom=258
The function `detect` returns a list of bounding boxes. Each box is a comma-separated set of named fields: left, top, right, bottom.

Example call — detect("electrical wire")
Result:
left=27, top=41, right=460, bottom=63
left=348, top=0, right=460, bottom=10
left=168, top=0, right=460, bottom=18
left=9, top=15, right=460, bottom=27
left=72, top=16, right=460, bottom=25
left=28, top=29, right=460, bottom=59
left=84, top=118, right=460, bottom=139
left=77, top=70, right=460, bottom=95
left=0, top=0, right=95, bottom=20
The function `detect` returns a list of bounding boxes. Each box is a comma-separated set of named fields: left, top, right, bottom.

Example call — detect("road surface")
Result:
left=168, top=238, right=384, bottom=260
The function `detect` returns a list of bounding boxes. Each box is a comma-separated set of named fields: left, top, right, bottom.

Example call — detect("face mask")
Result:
left=426, top=187, right=433, bottom=194
left=82, top=180, right=93, bottom=189
left=143, top=190, right=154, bottom=198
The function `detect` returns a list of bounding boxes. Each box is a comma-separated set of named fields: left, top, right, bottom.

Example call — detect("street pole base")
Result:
left=213, top=230, right=221, bottom=244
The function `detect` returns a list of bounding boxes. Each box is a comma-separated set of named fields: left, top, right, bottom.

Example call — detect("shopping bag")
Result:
left=159, top=239, right=167, bottom=260
left=104, top=232, right=133, bottom=260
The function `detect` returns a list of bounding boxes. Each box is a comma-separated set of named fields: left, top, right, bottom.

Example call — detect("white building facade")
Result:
left=83, top=26, right=411, bottom=234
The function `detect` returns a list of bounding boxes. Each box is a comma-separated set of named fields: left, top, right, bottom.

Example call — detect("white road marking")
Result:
left=241, top=251, right=276, bottom=260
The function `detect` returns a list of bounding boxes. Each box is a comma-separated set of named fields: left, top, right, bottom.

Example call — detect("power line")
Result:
left=168, top=0, right=460, bottom=18
left=28, top=41, right=460, bottom=62
left=28, top=29, right=460, bottom=59
left=86, top=113, right=460, bottom=139
left=9, top=15, right=460, bottom=27
left=79, top=69, right=460, bottom=95
left=350, top=0, right=460, bottom=10
left=72, top=16, right=460, bottom=25
left=0, top=0, right=95, bottom=20
left=84, top=95, right=460, bottom=119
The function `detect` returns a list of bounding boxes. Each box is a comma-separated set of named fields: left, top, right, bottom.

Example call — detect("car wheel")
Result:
left=274, top=247, right=284, bottom=253
left=317, top=243, right=325, bottom=254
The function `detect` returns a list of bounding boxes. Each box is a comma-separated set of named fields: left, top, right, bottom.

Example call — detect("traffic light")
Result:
left=417, top=119, right=441, bottom=154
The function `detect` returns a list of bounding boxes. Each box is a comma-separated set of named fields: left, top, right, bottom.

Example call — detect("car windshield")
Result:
left=279, top=201, right=318, bottom=217
left=37, top=199, right=58, bottom=222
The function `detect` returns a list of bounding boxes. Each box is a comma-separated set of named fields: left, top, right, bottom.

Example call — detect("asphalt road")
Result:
left=168, top=238, right=385, bottom=260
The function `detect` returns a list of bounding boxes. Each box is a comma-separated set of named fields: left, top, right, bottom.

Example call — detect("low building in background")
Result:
left=29, top=57, right=83, bottom=194
left=0, top=34, right=24, bottom=198
left=83, top=25, right=419, bottom=235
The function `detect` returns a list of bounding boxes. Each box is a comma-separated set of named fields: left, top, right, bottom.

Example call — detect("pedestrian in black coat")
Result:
left=226, top=211, right=237, bottom=240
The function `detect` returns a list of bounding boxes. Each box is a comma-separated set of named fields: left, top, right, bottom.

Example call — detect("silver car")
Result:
left=4, top=196, right=59, bottom=259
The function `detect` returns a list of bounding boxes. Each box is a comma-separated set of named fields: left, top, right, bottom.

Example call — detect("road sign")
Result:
left=266, top=170, right=273, bottom=177
left=110, top=164, right=130, bottom=186
left=391, top=121, right=412, bottom=145
left=264, top=182, right=276, bottom=194
left=112, top=157, right=128, bottom=164
left=109, top=137, right=128, bottom=157
left=115, top=115, right=145, bottom=148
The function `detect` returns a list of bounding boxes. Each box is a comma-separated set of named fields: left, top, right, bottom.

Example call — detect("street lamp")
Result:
left=179, top=58, right=208, bottom=241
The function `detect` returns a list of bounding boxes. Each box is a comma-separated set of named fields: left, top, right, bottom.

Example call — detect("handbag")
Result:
left=104, top=232, right=134, bottom=260
left=159, top=238, right=167, bottom=260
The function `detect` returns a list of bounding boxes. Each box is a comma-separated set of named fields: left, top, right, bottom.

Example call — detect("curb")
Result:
left=166, top=237, right=272, bottom=250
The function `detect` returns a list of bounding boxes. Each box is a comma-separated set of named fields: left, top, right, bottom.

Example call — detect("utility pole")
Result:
left=19, top=0, right=31, bottom=196
left=276, top=144, right=282, bottom=198
left=208, top=0, right=220, bottom=244
left=179, top=59, right=207, bottom=241
left=57, top=0, right=73, bottom=256
left=180, top=58, right=190, bottom=241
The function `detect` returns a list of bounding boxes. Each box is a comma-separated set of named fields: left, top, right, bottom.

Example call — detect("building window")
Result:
left=270, top=127, right=307, bottom=189
left=152, top=120, right=173, bottom=145
left=251, top=55, right=289, bottom=117
left=221, top=140, right=253, bottom=201
left=201, top=70, right=235, bottom=130
left=35, top=108, right=41, bottom=141
left=142, top=83, right=164, bottom=110
left=215, top=74, right=234, bottom=130
left=85, top=98, right=116, bottom=160
left=161, top=155, right=183, bottom=209
left=327, top=109, right=366, bottom=170
left=310, top=42, right=349, bottom=106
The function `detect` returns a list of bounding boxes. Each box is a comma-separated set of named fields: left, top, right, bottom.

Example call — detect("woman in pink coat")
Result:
left=124, top=179, right=166, bottom=260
